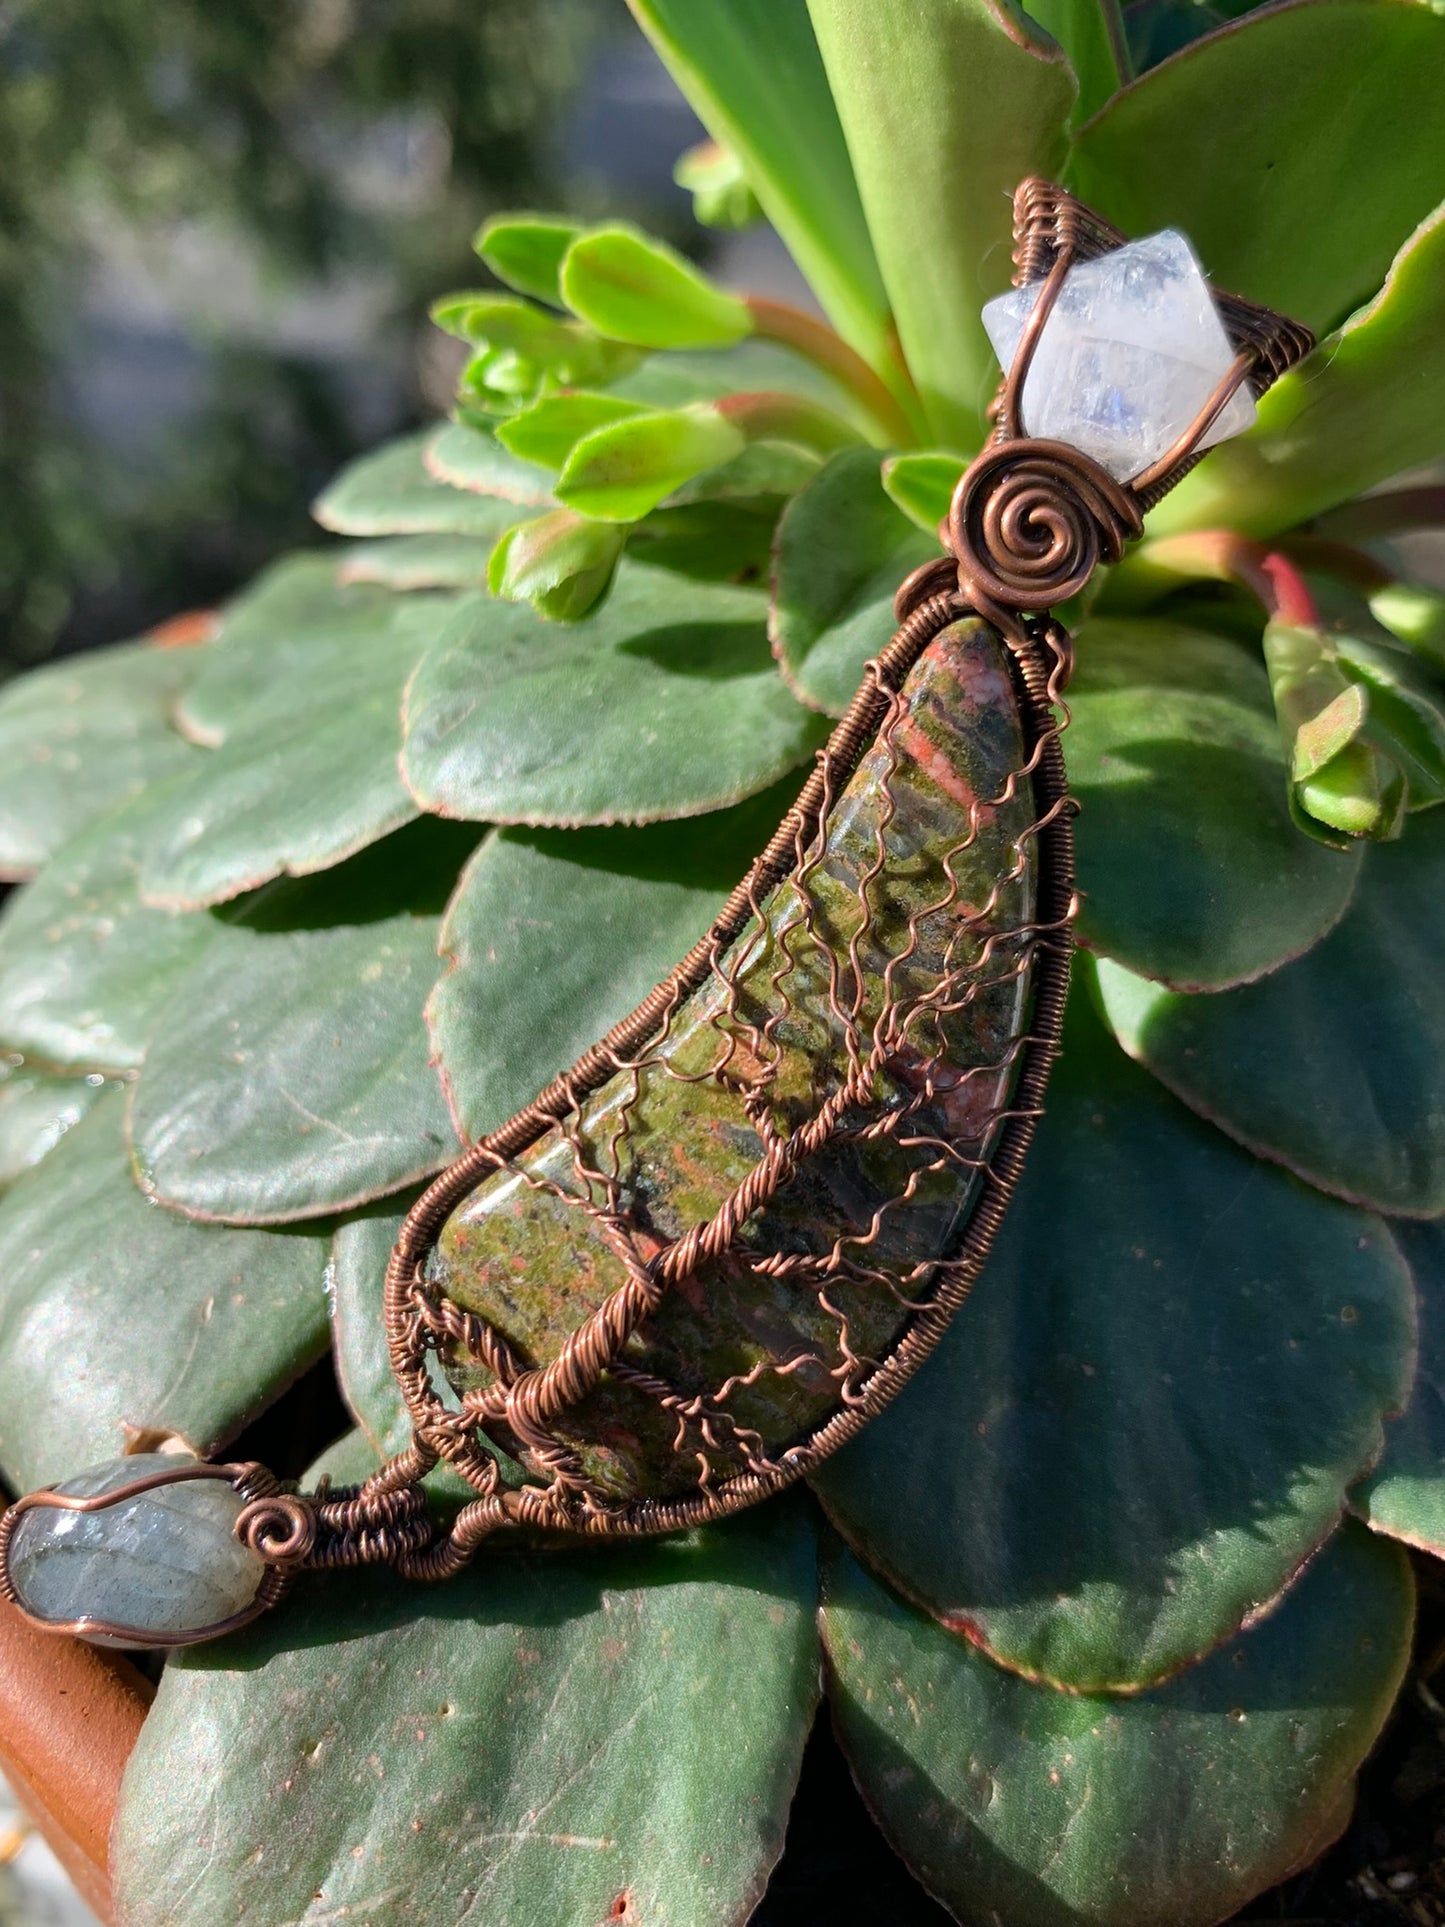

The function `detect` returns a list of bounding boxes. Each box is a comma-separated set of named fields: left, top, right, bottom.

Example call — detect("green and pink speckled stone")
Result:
left=431, top=618, right=1040, bottom=1500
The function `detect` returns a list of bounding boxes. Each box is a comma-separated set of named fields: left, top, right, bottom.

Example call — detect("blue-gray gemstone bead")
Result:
left=5, top=1454, right=266, bottom=1647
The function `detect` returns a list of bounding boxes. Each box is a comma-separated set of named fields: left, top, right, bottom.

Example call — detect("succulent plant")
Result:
left=2, top=0, right=1445, bottom=1920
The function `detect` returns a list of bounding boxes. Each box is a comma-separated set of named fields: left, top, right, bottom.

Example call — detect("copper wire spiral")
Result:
left=947, top=439, right=1142, bottom=615
left=235, top=1493, right=317, bottom=1565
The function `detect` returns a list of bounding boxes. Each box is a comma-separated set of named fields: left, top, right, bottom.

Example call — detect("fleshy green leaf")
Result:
left=313, top=432, right=532, bottom=536
left=128, top=823, right=474, bottom=1225
left=337, top=534, right=495, bottom=590
left=1069, top=0, right=1445, bottom=340
left=0, top=1065, right=105, bottom=1190
left=627, top=0, right=896, bottom=373
left=402, top=561, right=827, bottom=827
left=140, top=593, right=475, bottom=911
left=496, top=392, right=648, bottom=470
left=613, top=338, right=859, bottom=418
left=822, top=1524, right=1413, bottom=1927
left=0, top=637, right=198, bottom=881
left=673, top=139, right=762, bottom=231
left=770, top=446, right=938, bottom=714
left=0, top=779, right=217, bottom=1072
left=814, top=990, right=1413, bottom=1691
left=488, top=510, right=627, bottom=621
left=1094, top=809, right=1445, bottom=1215
left=880, top=451, right=964, bottom=535
left=422, top=422, right=559, bottom=509
left=561, top=225, right=752, bottom=350
left=428, top=779, right=803, bottom=1141
left=1156, top=205, right=1445, bottom=541
left=805, top=0, right=1074, bottom=446
left=114, top=1502, right=820, bottom=1927
left=0, top=1090, right=330, bottom=1492
left=1069, top=617, right=1363, bottom=989
left=1352, top=1219, right=1445, bottom=1559
left=1026, top=0, right=1129, bottom=122
left=474, top=212, right=584, bottom=306
left=555, top=406, right=747, bottom=523
left=1373, top=582, right=1445, bottom=674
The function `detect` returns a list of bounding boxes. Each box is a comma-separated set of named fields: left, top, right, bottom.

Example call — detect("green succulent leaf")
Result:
left=1352, top=1218, right=1445, bottom=1558
left=0, top=1065, right=105, bottom=1190
left=554, top=406, right=747, bottom=523
left=1373, top=582, right=1445, bottom=674
left=0, top=1090, right=330, bottom=1492
left=770, top=446, right=938, bottom=715
left=805, top=0, right=1074, bottom=447
left=0, top=779, right=218, bottom=1072
left=488, top=511, right=627, bottom=622
left=662, top=440, right=821, bottom=508
left=0, top=636, right=199, bottom=881
left=337, top=534, right=495, bottom=591
left=880, top=451, right=964, bottom=535
left=430, top=292, right=577, bottom=353
left=1025, top=0, right=1129, bottom=123
left=673, top=139, right=763, bottom=231
left=814, top=990, right=1413, bottom=1691
left=1094, top=809, right=1445, bottom=1215
left=561, top=225, right=753, bottom=351
left=473, top=213, right=584, bottom=307
left=313, top=431, right=534, bottom=536
left=113, top=1501, right=821, bottom=1927
left=429, top=778, right=803, bottom=1141
left=496, top=392, right=649, bottom=470
left=626, top=0, right=895, bottom=374
left=140, top=592, right=476, bottom=911
left=128, top=823, right=475, bottom=1225
left=1157, top=204, right=1445, bottom=541
left=1069, top=0, right=1445, bottom=340
left=613, top=338, right=859, bottom=418
left=422, top=422, right=559, bottom=509
left=822, top=1523, right=1413, bottom=1927
left=402, top=561, right=827, bottom=827
left=1069, top=617, right=1363, bottom=989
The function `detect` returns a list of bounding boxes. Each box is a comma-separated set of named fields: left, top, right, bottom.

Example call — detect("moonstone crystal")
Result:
left=981, top=229, right=1256, bottom=484
left=6, top=1454, right=265, bottom=1646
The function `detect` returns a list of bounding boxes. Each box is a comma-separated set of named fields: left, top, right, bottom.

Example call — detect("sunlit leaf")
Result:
left=561, top=225, right=752, bottom=350
left=473, top=212, right=584, bottom=306
left=555, top=406, right=747, bottom=522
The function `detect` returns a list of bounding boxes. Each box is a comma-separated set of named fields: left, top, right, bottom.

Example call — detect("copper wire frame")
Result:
left=0, top=1463, right=293, bottom=1647
left=0, top=182, right=1320, bottom=1626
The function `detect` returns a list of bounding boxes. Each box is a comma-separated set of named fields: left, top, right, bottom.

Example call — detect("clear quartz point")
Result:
left=981, top=229, right=1256, bottom=484
left=5, top=1454, right=266, bottom=1647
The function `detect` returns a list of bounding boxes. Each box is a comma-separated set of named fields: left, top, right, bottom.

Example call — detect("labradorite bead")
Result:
left=6, top=1454, right=266, bottom=1646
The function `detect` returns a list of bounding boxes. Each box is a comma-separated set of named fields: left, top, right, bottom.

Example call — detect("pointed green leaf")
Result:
left=488, top=510, right=628, bottom=621
left=1095, top=810, right=1445, bottom=1215
left=337, top=534, right=494, bottom=591
left=1156, top=205, right=1445, bottom=540
left=0, top=1066, right=105, bottom=1190
left=805, top=0, right=1074, bottom=445
left=814, top=991, right=1413, bottom=1690
left=313, top=432, right=532, bottom=536
left=402, top=561, right=827, bottom=827
left=674, top=139, right=763, bottom=231
left=0, top=1091, right=329, bottom=1492
left=496, top=392, right=649, bottom=470
left=430, top=292, right=577, bottom=352
left=114, top=1503, right=820, bottom=1927
left=1069, top=0, right=1445, bottom=340
left=141, top=594, right=476, bottom=911
left=771, top=446, right=938, bottom=715
left=627, top=0, right=894, bottom=371
left=474, top=213, right=584, bottom=306
left=1069, top=617, right=1362, bottom=989
left=822, top=1524, right=1413, bottom=1927
left=0, top=780, right=218, bottom=1071
left=422, top=422, right=559, bottom=508
left=555, top=406, right=747, bottom=522
left=561, top=225, right=752, bottom=350
left=880, top=451, right=964, bottom=535
left=428, top=779, right=804, bottom=1141
left=1353, top=1219, right=1445, bottom=1559
left=1026, top=0, right=1129, bottom=123
left=128, top=824, right=474, bottom=1225
left=0, top=637, right=198, bottom=880
left=662, top=439, right=821, bottom=507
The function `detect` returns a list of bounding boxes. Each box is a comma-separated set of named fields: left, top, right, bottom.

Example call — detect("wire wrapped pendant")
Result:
left=1, top=179, right=1315, bottom=1643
